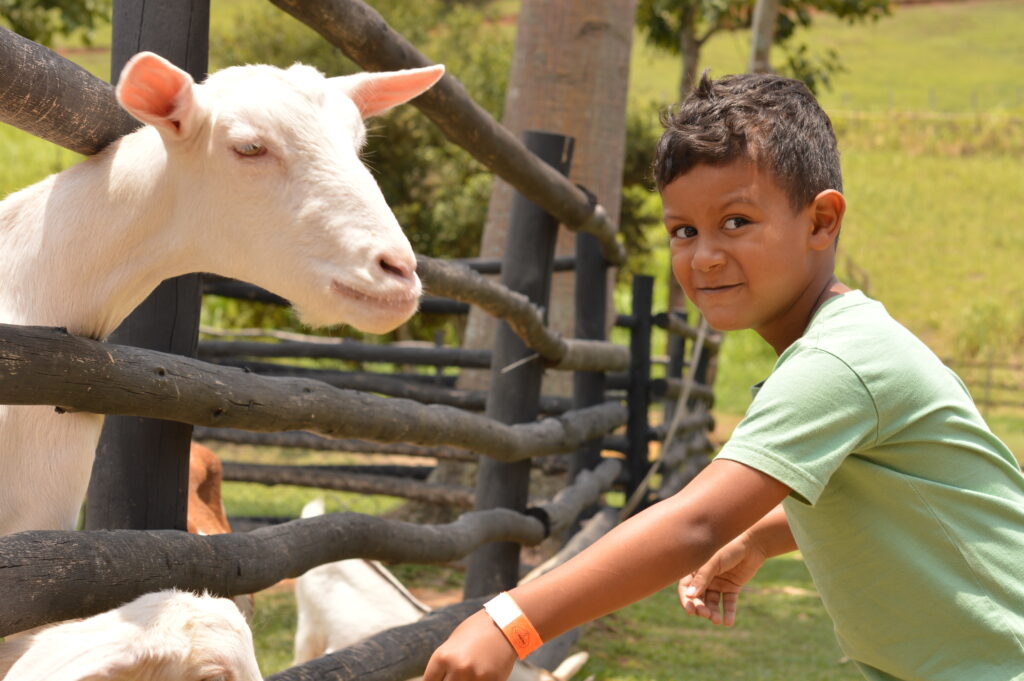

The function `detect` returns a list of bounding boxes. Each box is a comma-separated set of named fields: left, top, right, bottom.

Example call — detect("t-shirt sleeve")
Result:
left=716, top=348, right=879, bottom=505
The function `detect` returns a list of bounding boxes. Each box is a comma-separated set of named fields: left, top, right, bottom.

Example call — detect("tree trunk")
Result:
left=678, top=3, right=701, bottom=100
left=461, top=0, right=637, bottom=394
left=748, top=0, right=780, bottom=74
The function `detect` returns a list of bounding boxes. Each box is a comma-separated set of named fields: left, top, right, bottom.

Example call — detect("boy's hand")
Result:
left=678, top=534, right=768, bottom=627
left=423, top=609, right=518, bottom=681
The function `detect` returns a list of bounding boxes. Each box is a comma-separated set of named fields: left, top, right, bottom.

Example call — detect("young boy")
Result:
left=423, top=73, right=1024, bottom=681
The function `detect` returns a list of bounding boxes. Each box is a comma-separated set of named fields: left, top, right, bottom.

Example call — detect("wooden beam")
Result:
left=0, top=324, right=628, bottom=461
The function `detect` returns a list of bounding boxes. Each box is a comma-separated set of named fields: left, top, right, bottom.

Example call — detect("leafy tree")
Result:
left=0, top=0, right=110, bottom=47
left=636, top=0, right=889, bottom=98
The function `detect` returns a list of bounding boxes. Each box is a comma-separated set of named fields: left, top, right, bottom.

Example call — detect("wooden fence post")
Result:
left=85, top=0, right=210, bottom=531
left=624, top=275, right=654, bottom=511
left=569, top=227, right=609, bottom=479
left=463, top=131, right=574, bottom=598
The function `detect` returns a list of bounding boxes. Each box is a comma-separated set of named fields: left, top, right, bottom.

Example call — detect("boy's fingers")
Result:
left=722, top=592, right=739, bottom=627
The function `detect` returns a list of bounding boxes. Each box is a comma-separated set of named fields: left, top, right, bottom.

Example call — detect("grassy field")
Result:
left=1, top=1, right=1023, bottom=678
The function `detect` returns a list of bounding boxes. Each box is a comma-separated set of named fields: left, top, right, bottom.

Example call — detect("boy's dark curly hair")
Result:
left=654, top=72, right=842, bottom=212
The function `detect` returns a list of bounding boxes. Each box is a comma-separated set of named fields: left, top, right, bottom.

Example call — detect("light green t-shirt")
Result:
left=717, top=291, right=1024, bottom=681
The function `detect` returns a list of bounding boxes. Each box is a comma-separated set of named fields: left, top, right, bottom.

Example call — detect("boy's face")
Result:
left=662, top=160, right=836, bottom=347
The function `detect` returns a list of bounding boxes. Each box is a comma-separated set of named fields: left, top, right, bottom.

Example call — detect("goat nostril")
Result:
left=379, top=257, right=412, bottom=281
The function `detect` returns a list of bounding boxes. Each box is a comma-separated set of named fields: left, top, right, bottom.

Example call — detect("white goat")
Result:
left=293, top=499, right=592, bottom=681
left=0, top=589, right=261, bottom=681
left=0, top=52, right=444, bottom=535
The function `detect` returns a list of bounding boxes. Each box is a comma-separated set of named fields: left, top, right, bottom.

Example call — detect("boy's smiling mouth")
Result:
left=698, top=283, right=742, bottom=293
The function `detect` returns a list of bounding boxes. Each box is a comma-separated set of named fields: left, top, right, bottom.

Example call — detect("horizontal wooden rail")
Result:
left=268, top=0, right=626, bottom=265
left=0, top=324, right=627, bottom=460
left=198, top=338, right=492, bottom=369
left=0, top=26, right=138, bottom=154
left=222, top=462, right=474, bottom=508
left=0, top=458, right=619, bottom=635
left=267, top=597, right=487, bottom=681
left=205, top=359, right=573, bottom=414
left=194, top=426, right=478, bottom=461
left=418, top=256, right=630, bottom=372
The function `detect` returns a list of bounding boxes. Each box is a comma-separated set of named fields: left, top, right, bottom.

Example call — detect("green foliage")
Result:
left=619, top=101, right=669, bottom=278
left=634, top=0, right=890, bottom=94
left=0, top=0, right=110, bottom=46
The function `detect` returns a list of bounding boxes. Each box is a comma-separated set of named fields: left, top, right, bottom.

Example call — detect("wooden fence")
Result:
left=0, top=2, right=721, bottom=678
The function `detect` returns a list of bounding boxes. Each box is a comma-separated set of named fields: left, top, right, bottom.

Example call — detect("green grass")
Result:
left=583, top=555, right=860, bottom=681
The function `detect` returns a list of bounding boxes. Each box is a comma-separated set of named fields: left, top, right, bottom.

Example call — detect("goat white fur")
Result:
left=0, top=590, right=261, bottom=681
left=293, top=500, right=591, bottom=681
left=0, top=53, right=444, bottom=535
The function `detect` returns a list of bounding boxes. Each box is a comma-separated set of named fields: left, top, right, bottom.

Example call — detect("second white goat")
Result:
left=293, top=499, right=592, bottom=681
left=0, top=589, right=261, bottom=681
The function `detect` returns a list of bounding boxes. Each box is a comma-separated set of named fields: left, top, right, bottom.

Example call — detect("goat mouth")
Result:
left=330, top=279, right=420, bottom=308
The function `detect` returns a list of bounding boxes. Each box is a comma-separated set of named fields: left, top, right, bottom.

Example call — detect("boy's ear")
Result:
left=808, top=189, right=845, bottom=251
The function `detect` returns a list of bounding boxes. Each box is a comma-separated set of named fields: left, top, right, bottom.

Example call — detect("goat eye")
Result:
left=233, top=142, right=267, bottom=157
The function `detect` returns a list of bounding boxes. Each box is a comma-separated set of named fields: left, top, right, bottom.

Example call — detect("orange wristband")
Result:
left=482, top=592, right=543, bottom=660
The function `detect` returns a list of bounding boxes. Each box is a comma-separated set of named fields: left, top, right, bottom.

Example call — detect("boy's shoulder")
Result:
left=777, top=290, right=968, bottom=412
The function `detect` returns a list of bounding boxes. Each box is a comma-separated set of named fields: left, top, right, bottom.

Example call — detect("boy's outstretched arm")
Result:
left=679, top=505, right=796, bottom=626
left=422, top=460, right=790, bottom=681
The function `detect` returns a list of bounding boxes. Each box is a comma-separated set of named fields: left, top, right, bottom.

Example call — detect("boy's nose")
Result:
left=691, top=239, right=726, bottom=272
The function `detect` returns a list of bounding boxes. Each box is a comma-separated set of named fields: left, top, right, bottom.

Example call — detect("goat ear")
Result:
left=333, top=64, right=445, bottom=119
left=116, top=51, right=200, bottom=139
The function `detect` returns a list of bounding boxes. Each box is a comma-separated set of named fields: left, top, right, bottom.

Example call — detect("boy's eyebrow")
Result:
left=663, top=193, right=758, bottom=221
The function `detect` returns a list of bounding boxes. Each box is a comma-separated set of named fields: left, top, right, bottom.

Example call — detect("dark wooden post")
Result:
left=624, top=275, right=653, bottom=512
left=568, top=227, right=609, bottom=479
left=463, top=131, right=574, bottom=598
left=661, top=309, right=689, bottom=459
left=85, top=0, right=210, bottom=531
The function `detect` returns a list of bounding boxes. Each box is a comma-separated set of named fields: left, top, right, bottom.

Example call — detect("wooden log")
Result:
left=0, top=510, right=539, bottom=636
left=205, top=358, right=572, bottom=414
left=532, top=459, right=620, bottom=539
left=221, top=462, right=474, bottom=508
left=0, top=324, right=627, bottom=461
left=225, top=461, right=434, bottom=480
left=198, top=339, right=492, bottom=369
left=193, top=426, right=480, bottom=462
left=266, top=597, right=486, bottom=681
left=194, top=427, right=570, bottom=474
left=0, top=457, right=618, bottom=635
left=418, top=256, right=630, bottom=373
left=652, top=312, right=723, bottom=352
left=648, top=412, right=715, bottom=441
left=0, top=26, right=138, bottom=154
left=217, top=359, right=459, bottom=387
left=267, top=0, right=626, bottom=266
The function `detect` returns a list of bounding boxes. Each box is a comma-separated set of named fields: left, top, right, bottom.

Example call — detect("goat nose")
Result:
left=378, top=253, right=417, bottom=282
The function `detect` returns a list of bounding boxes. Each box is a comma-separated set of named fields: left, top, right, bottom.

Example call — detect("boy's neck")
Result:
left=759, top=275, right=851, bottom=355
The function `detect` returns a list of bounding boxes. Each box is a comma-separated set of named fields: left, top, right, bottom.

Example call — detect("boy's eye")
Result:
left=723, top=217, right=749, bottom=230
left=672, top=225, right=698, bottom=240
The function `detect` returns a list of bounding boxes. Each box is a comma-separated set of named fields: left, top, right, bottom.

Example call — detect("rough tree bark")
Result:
left=460, top=0, right=637, bottom=394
